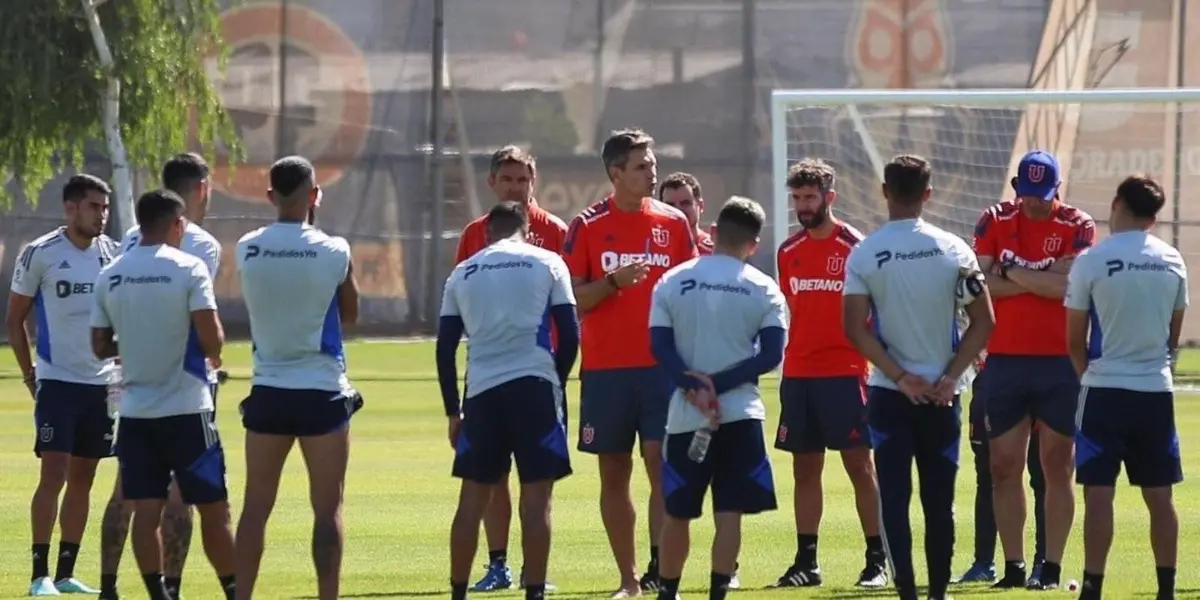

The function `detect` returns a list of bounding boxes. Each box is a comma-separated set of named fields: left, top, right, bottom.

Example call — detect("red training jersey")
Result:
left=564, top=197, right=698, bottom=370
left=973, top=200, right=1095, bottom=356
left=454, top=202, right=568, bottom=263
left=777, top=223, right=869, bottom=378
left=696, top=229, right=715, bottom=255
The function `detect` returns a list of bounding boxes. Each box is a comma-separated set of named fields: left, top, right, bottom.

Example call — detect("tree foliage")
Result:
left=0, top=0, right=242, bottom=206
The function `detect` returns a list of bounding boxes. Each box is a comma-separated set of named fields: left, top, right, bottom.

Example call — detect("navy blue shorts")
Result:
left=578, top=367, right=671, bottom=454
left=240, top=386, right=360, bottom=437
left=866, top=386, right=962, bottom=467
left=452, top=376, right=571, bottom=485
left=983, top=355, right=1079, bottom=437
left=1076, top=386, right=1183, bottom=488
left=34, top=379, right=115, bottom=459
left=117, top=412, right=227, bottom=504
left=775, top=376, right=869, bottom=453
left=662, top=419, right=777, bottom=520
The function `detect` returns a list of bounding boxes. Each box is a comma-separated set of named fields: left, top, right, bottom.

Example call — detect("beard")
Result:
left=797, top=203, right=829, bottom=229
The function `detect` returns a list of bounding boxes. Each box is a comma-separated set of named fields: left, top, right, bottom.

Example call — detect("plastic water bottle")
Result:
left=688, top=427, right=714, bottom=462
left=105, top=364, right=123, bottom=419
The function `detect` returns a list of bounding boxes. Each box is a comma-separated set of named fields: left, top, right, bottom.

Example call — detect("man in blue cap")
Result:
left=971, top=150, right=1096, bottom=590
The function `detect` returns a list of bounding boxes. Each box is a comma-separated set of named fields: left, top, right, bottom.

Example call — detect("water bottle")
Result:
left=105, top=364, right=123, bottom=419
left=688, top=427, right=714, bottom=462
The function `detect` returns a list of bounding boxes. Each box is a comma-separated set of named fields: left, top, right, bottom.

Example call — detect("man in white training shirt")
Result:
left=437, top=201, right=580, bottom=600
left=234, top=156, right=360, bottom=600
left=6, top=174, right=119, bottom=596
left=647, top=197, right=786, bottom=600
left=101, top=152, right=223, bottom=600
left=841, top=155, right=995, bottom=600
left=1065, top=174, right=1186, bottom=600
left=89, top=189, right=235, bottom=600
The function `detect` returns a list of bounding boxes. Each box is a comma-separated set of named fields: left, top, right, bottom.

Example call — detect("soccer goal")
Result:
left=768, top=87, right=1200, bottom=253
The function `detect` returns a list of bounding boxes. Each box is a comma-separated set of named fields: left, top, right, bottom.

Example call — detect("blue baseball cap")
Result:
left=1015, top=150, right=1061, bottom=201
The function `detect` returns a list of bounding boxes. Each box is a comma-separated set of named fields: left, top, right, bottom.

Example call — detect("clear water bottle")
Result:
left=105, top=364, right=123, bottom=419
left=688, top=427, right=714, bottom=462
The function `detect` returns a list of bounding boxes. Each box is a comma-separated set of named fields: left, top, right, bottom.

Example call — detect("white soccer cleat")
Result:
left=28, top=577, right=61, bottom=596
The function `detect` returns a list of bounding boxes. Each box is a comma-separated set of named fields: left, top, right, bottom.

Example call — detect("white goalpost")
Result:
left=769, top=87, right=1200, bottom=259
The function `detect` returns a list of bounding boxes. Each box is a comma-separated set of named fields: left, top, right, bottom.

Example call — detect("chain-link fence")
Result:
left=6, top=0, right=1200, bottom=339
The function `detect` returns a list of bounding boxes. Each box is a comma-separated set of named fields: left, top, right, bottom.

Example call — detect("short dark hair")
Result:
left=486, top=201, right=528, bottom=240
left=161, top=153, right=210, bottom=195
left=883, top=154, right=932, bottom=206
left=490, top=145, right=536, bottom=178
left=657, top=172, right=701, bottom=201
left=715, top=196, right=765, bottom=248
left=786, top=158, right=836, bottom=192
left=135, top=189, right=186, bottom=235
left=269, top=155, right=316, bottom=198
left=1115, top=173, right=1165, bottom=219
left=601, top=128, right=654, bottom=174
left=62, top=174, right=111, bottom=203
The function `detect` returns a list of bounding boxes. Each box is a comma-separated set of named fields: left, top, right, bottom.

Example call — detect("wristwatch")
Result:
left=999, top=259, right=1014, bottom=279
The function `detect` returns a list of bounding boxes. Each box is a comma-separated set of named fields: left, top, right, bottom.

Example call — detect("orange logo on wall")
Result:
left=209, top=4, right=371, bottom=203
left=849, top=0, right=952, bottom=88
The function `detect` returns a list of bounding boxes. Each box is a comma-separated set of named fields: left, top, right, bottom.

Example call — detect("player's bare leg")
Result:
left=842, top=448, right=887, bottom=587
left=193, top=499, right=236, bottom=599
left=711, top=512, right=741, bottom=598
left=299, top=428, right=350, bottom=600
left=1142, top=486, right=1178, bottom=599
left=1035, top=427, right=1075, bottom=588
left=597, top=453, right=640, bottom=596
left=100, top=475, right=133, bottom=598
left=989, top=417, right=1032, bottom=587
left=779, top=452, right=824, bottom=587
left=130, top=499, right=172, bottom=600
left=31, top=453, right=68, bottom=582
left=234, top=433, right=295, bottom=600
left=451, top=482, right=495, bottom=599
left=655, top=515, right=689, bottom=600
left=162, top=483, right=195, bottom=597
left=471, top=477, right=515, bottom=591
left=517, top=481, right=554, bottom=596
left=1080, top=485, right=1114, bottom=599
left=640, top=441, right=665, bottom=591
left=51, top=457, right=100, bottom=585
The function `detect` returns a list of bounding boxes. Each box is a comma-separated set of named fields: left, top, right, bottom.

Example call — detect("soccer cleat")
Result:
left=857, top=559, right=889, bottom=588
left=52, top=578, right=97, bottom=594
left=517, top=571, right=556, bottom=593
left=28, top=577, right=61, bottom=596
left=728, top=563, right=741, bottom=590
left=952, top=562, right=997, bottom=584
left=1025, top=561, right=1047, bottom=589
left=769, top=564, right=823, bottom=587
left=638, top=570, right=659, bottom=592
left=470, top=561, right=513, bottom=592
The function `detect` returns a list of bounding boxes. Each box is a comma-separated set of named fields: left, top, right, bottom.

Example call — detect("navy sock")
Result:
left=100, top=573, right=118, bottom=593
left=55, top=542, right=80, bottom=580
left=451, top=581, right=468, bottom=600
left=1156, top=567, right=1175, bottom=598
left=657, top=577, right=680, bottom=600
left=796, top=534, right=818, bottom=569
left=141, top=572, right=171, bottom=600
left=524, top=583, right=545, bottom=600
left=218, top=574, right=235, bottom=600
left=709, top=572, right=731, bottom=600
left=1081, top=571, right=1103, bottom=600
left=31, top=543, right=50, bottom=581
left=488, top=549, right=507, bottom=565
left=649, top=546, right=660, bottom=571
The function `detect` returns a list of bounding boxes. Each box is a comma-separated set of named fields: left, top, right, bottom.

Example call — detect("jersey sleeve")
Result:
left=1175, top=260, right=1189, bottom=311
left=187, top=261, right=218, bottom=313
left=10, top=243, right=47, bottom=297
left=548, top=256, right=577, bottom=306
left=329, top=237, right=352, bottom=283
left=648, top=274, right=674, bottom=328
left=198, top=238, right=222, bottom=279
left=760, top=280, right=789, bottom=331
left=562, top=216, right=591, bottom=281
left=89, top=271, right=112, bottom=328
left=1063, top=252, right=1093, bottom=311
left=955, top=238, right=981, bottom=271
left=674, top=218, right=698, bottom=263
left=548, top=215, right=569, bottom=254
left=439, top=270, right=461, bottom=317
left=972, top=209, right=997, bottom=257
left=843, top=245, right=871, bottom=296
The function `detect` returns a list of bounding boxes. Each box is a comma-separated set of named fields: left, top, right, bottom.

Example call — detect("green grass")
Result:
left=0, top=341, right=1198, bottom=599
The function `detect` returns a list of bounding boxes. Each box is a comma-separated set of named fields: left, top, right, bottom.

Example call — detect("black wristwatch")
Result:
left=999, top=260, right=1014, bottom=279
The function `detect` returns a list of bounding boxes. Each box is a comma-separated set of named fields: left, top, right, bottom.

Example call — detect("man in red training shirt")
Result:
left=564, top=129, right=697, bottom=597
left=771, top=158, right=886, bottom=589
left=452, top=146, right=568, bottom=593
left=973, top=150, right=1095, bottom=591
left=657, top=172, right=714, bottom=255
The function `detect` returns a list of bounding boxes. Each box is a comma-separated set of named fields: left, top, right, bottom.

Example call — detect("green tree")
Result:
left=0, top=0, right=242, bottom=227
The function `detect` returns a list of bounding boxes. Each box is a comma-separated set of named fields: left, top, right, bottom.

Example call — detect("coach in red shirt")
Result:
left=973, top=150, right=1095, bottom=590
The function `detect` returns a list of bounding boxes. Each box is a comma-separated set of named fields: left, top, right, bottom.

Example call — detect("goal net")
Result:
left=768, top=88, right=1200, bottom=257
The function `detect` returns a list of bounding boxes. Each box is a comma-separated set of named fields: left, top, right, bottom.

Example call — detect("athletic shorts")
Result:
left=662, top=419, right=777, bottom=520
left=1075, top=386, right=1183, bottom=488
left=117, top=412, right=226, bottom=504
left=983, top=355, right=1079, bottom=438
left=34, top=379, right=115, bottom=459
left=775, top=376, right=869, bottom=453
left=866, top=387, right=962, bottom=467
left=577, top=367, right=672, bottom=454
left=240, top=385, right=362, bottom=437
left=452, top=376, right=571, bottom=485
left=968, top=370, right=986, bottom=452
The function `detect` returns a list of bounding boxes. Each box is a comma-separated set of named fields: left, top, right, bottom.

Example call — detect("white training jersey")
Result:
left=1065, top=231, right=1188, bottom=393
left=650, top=254, right=788, bottom=434
left=10, top=228, right=119, bottom=385
left=122, top=222, right=221, bottom=278
left=440, top=237, right=576, bottom=397
left=90, top=245, right=216, bottom=418
left=237, top=223, right=352, bottom=392
left=843, top=218, right=980, bottom=393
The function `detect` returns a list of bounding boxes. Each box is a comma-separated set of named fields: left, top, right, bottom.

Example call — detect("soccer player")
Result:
left=1065, top=174, right=1185, bottom=600
left=6, top=174, right=119, bottom=596
left=564, top=128, right=697, bottom=596
left=99, top=152, right=222, bottom=600
left=648, top=196, right=785, bottom=600
left=438, top=201, right=580, bottom=600
left=772, top=159, right=886, bottom=588
left=973, top=150, right=1095, bottom=590
left=454, top=146, right=567, bottom=593
left=233, top=156, right=360, bottom=600
left=89, top=189, right=236, bottom=600
left=657, top=172, right=714, bottom=255
left=842, top=154, right=995, bottom=600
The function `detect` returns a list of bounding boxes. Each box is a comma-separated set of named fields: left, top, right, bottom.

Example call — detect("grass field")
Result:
left=0, top=341, right=1198, bottom=599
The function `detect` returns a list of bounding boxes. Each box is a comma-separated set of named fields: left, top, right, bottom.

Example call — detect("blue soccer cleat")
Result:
left=952, top=562, right=997, bottom=584
left=470, top=561, right=513, bottom=592
left=28, top=577, right=60, bottom=596
left=53, top=578, right=98, bottom=594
